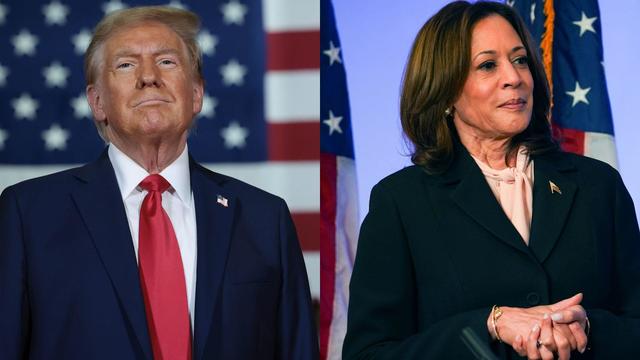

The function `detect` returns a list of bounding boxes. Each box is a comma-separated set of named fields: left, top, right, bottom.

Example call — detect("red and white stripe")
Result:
left=263, top=0, right=320, bottom=298
left=320, top=154, right=359, bottom=359
left=553, top=126, right=618, bottom=169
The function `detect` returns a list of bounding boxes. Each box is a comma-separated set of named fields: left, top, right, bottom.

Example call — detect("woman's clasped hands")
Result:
left=488, top=293, right=588, bottom=360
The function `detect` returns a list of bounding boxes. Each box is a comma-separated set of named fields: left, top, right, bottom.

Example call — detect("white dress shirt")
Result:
left=108, top=144, right=197, bottom=329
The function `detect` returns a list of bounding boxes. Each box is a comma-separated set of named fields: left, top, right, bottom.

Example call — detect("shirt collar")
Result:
left=108, top=143, right=192, bottom=208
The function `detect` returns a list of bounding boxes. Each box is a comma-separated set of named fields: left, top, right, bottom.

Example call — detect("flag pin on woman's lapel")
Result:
left=549, top=181, right=562, bottom=195
left=217, top=195, right=229, bottom=207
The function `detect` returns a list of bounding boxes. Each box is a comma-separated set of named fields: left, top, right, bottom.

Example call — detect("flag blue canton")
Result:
left=510, top=0, right=614, bottom=135
left=0, top=0, right=266, bottom=164
left=320, top=0, right=354, bottom=159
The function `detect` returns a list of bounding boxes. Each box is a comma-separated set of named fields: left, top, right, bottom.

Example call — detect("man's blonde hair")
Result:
left=84, top=6, right=203, bottom=85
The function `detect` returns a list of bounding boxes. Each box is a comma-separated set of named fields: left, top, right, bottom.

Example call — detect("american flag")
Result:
left=320, top=0, right=358, bottom=358
left=0, top=0, right=319, bottom=298
left=509, top=0, right=617, bottom=167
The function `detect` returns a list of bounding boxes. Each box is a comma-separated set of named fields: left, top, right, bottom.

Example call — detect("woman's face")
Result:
left=453, top=15, right=534, bottom=141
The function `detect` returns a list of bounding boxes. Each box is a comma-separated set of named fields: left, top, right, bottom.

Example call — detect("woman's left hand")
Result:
left=533, top=294, right=589, bottom=354
left=550, top=305, right=589, bottom=353
left=514, top=315, right=572, bottom=360
left=511, top=294, right=588, bottom=358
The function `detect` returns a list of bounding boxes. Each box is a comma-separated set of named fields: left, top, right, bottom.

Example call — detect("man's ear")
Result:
left=86, top=84, right=107, bottom=122
left=192, top=78, right=204, bottom=115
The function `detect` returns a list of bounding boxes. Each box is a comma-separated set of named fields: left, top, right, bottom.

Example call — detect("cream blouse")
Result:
left=471, top=148, right=534, bottom=245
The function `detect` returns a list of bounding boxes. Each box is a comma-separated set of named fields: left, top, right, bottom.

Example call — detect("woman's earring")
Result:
left=444, top=107, right=452, bottom=118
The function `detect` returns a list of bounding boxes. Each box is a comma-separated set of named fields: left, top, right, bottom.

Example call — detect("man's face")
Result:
left=87, top=22, right=203, bottom=146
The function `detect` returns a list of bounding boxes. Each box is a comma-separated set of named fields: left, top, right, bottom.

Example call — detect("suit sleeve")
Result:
left=0, top=187, right=30, bottom=359
left=585, top=171, right=640, bottom=357
left=343, top=182, right=495, bottom=360
left=275, top=199, right=320, bottom=360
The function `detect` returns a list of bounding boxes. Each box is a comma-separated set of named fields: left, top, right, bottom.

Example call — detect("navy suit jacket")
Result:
left=0, top=149, right=318, bottom=359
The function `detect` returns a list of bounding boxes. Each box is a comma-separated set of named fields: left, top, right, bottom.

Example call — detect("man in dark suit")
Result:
left=0, top=6, right=318, bottom=359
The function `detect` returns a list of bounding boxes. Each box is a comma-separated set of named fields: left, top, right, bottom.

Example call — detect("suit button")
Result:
left=527, top=292, right=540, bottom=305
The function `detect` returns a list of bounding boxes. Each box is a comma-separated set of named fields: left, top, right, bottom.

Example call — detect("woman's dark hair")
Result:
left=400, top=1, right=557, bottom=173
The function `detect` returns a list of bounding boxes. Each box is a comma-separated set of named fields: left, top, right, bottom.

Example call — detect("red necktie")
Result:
left=138, top=174, right=192, bottom=360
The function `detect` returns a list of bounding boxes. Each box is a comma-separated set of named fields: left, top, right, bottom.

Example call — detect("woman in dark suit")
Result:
left=342, top=1, right=640, bottom=359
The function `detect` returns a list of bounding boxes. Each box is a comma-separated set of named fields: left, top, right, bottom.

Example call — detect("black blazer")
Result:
left=343, top=145, right=640, bottom=359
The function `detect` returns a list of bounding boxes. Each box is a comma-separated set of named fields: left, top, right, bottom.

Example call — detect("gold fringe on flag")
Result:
left=540, top=0, right=555, bottom=120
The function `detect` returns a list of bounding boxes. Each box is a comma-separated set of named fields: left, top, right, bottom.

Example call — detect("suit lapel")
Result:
left=529, top=153, right=577, bottom=263
left=190, top=160, right=236, bottom=360
left=70, top=150, right=152, bottom=360
left=445, top=147, right=529, bottom=255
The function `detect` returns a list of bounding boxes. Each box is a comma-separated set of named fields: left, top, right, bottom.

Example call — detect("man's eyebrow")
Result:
left=472, top=46, right=527, bottom=61
left=111, top=48, right=182, bottom=60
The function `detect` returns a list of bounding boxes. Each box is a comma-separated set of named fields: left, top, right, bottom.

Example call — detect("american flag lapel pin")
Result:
left=549, top=181, right=562, bottom=195
left=217, top=195, right=229, bottom=207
